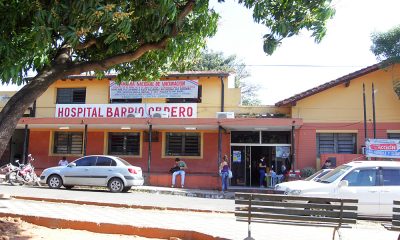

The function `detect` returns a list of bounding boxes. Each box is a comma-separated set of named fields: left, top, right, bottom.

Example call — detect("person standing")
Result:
left=259, top=156, right=267, bottom=187
left=171, top=158, right=188, bottom=188
left=219, top=155, right=230, bottom=192
left=58, top=156, right=68, bottom=166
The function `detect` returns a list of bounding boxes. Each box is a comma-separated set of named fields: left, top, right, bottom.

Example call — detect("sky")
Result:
left=1, top=0, right=399, bottom=105
left=207, top=0, right=400, bottom=104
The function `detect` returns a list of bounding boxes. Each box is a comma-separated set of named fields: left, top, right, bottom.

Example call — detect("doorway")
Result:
left=231, top=146, right=281, bottom=187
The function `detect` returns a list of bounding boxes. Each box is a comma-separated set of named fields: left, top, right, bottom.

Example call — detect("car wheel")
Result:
left=64, top=185, right=74, bottom=190
left=108, top=178, right=124, bottom=193
left=47, top=175, right=63, bottom=189
left=122, top=186, right=131, bottom=193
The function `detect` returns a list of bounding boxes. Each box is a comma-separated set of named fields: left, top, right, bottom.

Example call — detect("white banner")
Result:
left=110, top=80, right=198, bottom=99
left=56, top=104, right=197, bottom=118
left=365, top=138, right=400, bottom=158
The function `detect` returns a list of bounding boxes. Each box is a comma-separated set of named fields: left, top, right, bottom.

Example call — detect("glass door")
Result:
left=231, top=146, right=254, bottom=186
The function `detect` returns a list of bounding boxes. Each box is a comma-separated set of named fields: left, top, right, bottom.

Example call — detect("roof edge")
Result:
left=274, top=61, right=392, bottom=107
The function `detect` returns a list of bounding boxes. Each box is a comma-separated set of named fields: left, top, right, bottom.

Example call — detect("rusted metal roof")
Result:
left=275, top=62, right=382, bottom=106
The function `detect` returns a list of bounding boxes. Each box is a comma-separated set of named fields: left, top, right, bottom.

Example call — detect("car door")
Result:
left=337, top=167, right=380, bottom=216
left=379, top=167, right=400, bottom=217
left=92, top=156, right=115, bottom=186
left=63, top=156, right=97, bottom=185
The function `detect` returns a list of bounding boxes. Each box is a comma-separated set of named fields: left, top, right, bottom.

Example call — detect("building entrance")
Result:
left=230, top=146, right=289, bottom=187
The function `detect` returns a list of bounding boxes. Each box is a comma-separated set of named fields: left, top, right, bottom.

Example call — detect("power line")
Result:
left=233, top=64, right=365, bottom=68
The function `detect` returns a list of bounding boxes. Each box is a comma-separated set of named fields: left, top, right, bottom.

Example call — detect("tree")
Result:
left=370, top=25, right=400, bottom=61
left=189, top=50, right=261, bottom=105
left=370, top=25, right=400, bottom=97
left=0, top=0, right=335, bottom=157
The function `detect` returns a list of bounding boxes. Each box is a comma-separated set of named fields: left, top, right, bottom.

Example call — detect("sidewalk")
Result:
left=0, top=184, right=398, bottom=240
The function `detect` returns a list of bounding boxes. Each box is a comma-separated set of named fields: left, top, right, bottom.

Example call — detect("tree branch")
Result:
left=76, top=39, right=98, bottom=50
left=66, top=0, right=196, bottom=75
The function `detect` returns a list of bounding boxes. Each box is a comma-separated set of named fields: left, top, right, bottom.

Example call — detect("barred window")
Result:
left=317, top=133, right=357, bottom=155
left=56, top=88, right=86, bottom=104
left=108, top=132, right=140, bottom=155
left=53, top=132, right=83, bottom=154
left=388, top=133, right=400, bottom=139
left=166, top=132, right=200, bottom=156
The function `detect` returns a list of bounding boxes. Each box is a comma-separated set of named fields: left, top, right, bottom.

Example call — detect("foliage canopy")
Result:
left=371, top=25, right=400, bottom=61
left=0, top=0, right=335, bottom=85
left=188, top=50, right=261, bottom=105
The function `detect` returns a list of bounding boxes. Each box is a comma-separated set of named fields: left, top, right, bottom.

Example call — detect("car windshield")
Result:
left=317, top=165, right=352, bottom=183
left=305, top=170, right=325, bottom=181
left=115, top=157, right=132, bottom=166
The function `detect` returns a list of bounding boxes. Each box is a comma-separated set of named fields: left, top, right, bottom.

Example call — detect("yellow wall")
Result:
left=33, top=75, right=243, bottom=118
left=35, top=79, right=109, bottom=118
left=1, top=74, right=287, bottom=118
left=291, top=64, right=400, bottom=123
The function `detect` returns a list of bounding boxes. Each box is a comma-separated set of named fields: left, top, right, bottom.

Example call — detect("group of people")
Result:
left=259, top=156, right=289, bottom=187
left=169, top=155, right=290, bottom=191
left=169, top=155, right=231, bottom=192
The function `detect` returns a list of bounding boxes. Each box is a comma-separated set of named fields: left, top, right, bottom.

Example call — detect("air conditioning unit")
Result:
left=127, top=113, right=141, bottom=118
left=216, top=112, right=235, bottom=119
left=152, top=111, right=169, bottom=118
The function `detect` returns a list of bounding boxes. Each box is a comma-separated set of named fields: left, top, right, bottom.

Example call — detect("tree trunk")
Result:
left=0, top=66, right=69, bottom=159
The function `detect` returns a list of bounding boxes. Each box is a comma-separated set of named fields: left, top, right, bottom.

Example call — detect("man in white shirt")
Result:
left=58, top=156, right=68, bottom=166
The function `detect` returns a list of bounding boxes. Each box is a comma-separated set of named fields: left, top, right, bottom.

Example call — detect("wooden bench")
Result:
left=390, top=200, right=400, bottom=230
left=235, top=193, right=358, bottom=240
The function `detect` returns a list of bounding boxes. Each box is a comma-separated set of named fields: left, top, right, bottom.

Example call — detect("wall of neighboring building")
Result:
left=291, top=64, right=400, bottom=170
left=291, top=64, right=400, bottom=123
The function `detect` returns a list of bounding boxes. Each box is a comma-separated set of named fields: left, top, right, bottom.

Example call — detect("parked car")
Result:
left=275, top=169, right=332, bottom=192
left=40, top=155, right=144, bottom=192
left=277, top=161, right=400, bottom=218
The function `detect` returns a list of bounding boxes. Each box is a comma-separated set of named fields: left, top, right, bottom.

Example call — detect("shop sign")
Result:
left=56, top=103, right=197, bottom=118
left=365, top=138, right=400, bottom=158
left=110, top=80, right=198, bottom=99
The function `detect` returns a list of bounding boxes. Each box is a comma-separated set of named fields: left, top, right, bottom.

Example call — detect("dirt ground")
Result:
left=0, top=217, right=163, bottom=240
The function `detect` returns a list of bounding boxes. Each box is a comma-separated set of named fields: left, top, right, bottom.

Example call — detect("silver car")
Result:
left=40, top=155, right=144, bottom=192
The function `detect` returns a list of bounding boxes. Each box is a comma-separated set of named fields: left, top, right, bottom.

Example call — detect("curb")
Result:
left=12, top=196, right=234, bottom=215
left=0, top=212, right=228, bottom=240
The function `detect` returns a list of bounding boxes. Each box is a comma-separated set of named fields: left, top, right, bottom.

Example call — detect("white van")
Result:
left=278, top=161, right=400, bottom=218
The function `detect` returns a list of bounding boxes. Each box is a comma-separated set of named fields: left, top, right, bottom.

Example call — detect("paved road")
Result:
left=0, top=184, right=398, bottom=240
left=0, top=184, right=234, bottom=212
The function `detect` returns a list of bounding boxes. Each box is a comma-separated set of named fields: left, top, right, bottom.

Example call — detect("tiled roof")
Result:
left=275, top=62, right=382, bottom=106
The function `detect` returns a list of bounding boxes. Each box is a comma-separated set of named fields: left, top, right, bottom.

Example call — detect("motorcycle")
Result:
left=0, top=163, right=18, bottom=183
left=8, top=154, right=41, bottom=186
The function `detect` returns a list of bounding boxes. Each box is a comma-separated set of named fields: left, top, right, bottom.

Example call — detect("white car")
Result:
left=275, top=169, right=332, bottom=193
left=279, top=161, right=400, bottom=218
left=40, top=155, right=144, bottom=192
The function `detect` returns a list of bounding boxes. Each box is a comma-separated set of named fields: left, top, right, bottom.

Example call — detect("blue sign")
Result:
left=365, top=139, right=400, bottom=158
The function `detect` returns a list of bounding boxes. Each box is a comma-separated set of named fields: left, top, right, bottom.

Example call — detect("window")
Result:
left=316, top=133, right=357, bottom=155
left=96, top=156, right=117, bottom=166
left=166, top=132, right=200, bottom=156
left=388, top=133, right=400, bottom=139
left=53, top=132, right=83, bottom=154
left=74, top=156, right=97, bottom=166
left=56, top=88, right=86, bottom=104
left=108, top=132, right=140, bottom=155
left=382, top=168, right=400, bottom=186
left=262, top=131, right=291, bottom=144
left=342, top=168, right=377, bottom=186
left=231, top=131, right=260, bottom=144
left=166, top=85, right=202, bottom=103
